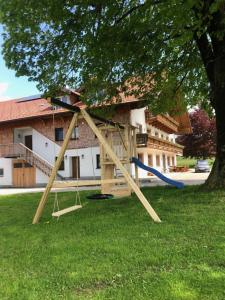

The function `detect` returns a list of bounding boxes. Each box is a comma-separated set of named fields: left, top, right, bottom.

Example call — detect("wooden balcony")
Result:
left=147, top=136, right=184, bottom=155
left=136, top=134, right=184, bottom=155
left=145, top=112, right=179, bottom=134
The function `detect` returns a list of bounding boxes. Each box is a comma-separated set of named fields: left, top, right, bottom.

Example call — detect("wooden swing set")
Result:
left=32, top=98, right=161, bottom=224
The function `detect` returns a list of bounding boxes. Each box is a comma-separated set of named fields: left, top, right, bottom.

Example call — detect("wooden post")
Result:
left=32, top=113, right=79, bottom=224
left=133, top=128, right=139, bottom=186
left=81, top=109, right=161, bottom=222
left=100, top=127, right=114, bottom=194
left=124, top=125, right=132, bottom=194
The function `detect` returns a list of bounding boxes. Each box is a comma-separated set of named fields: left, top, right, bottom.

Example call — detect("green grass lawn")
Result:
left=0, top=187, right=225, bottom=300
left=177, top=157, right=215, bottom=168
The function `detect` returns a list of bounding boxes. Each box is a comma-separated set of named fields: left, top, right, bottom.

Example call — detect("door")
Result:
left=13, top=161, right=24, bottom=187
left=72, top=156, right=80, bottom=179
left=25, top=135, right=33, bottom=150
left=13, top=160, right=35, bottom=187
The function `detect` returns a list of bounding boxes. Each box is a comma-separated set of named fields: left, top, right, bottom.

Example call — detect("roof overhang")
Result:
left=172, top=112, right=192, bottom=134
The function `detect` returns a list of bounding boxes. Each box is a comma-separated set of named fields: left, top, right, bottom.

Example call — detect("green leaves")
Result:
left=0, top=0, right=224, bottom=111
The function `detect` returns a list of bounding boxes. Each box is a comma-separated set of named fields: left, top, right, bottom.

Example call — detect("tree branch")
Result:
left=192, top=1, right=215, bottom=87
left=114, top=0, right=163, bottom=25
left=175, top=71, right=189, bottom=93
left=194, top=32, right=215, bottom=88
left=115, top=3, right=145, bottom=24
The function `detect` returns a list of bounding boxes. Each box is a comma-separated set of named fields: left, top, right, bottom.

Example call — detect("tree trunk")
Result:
left=204, top=56, right=225, bottom=188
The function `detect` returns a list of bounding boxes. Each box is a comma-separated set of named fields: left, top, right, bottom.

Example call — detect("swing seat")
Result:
left=52, top=205, right=82, bottom=217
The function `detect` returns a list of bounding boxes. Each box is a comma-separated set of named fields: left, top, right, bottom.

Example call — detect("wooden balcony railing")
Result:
left=136, top=134, right=184, bottom=155
left=145, top=112, right=179, bottom=133
left=147, top=136, right=184, bottom=155
left=0, top=143, right=63, bottom=179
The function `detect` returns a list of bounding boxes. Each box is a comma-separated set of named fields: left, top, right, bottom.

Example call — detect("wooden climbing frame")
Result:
left=32, top=101, right=161, bottom=224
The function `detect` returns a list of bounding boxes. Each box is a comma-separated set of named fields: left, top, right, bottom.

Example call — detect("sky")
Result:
left=0, top=26, right=40, bottom=101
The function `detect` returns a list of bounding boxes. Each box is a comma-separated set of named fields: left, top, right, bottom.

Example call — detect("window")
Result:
left=0, top=168, right=4, bottom=177
left=161, top=134, right=164, bottom=139
left=24, top=163, right=32, bottom=168
left=156, top=155, right=160, bottom=166
left=14, top=163, right=23, bottom=168
left=71, top=126, right=79, bottom=140
left=96, top=154, right=101, bottom=169
left=138, top=153, right=144, bottom=163
left=148, top=155, right=153, bottom=167
left=55, top=128, right=64, bottom=141
left=55, top=157, right=65, bottom=171
left=155, top=131, right=159, bottom=137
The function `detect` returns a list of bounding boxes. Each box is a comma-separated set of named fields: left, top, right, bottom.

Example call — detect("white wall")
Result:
left=131, top=151, right=149, bottom=178
left=147, top=125, right=176, bottom=143
left=33, top=146, right=101, bottom=182
left=65, top=147, right=101, bottom=178
left=36, top=169, right=49, bottom=185
left=33, top=129, right=60, bottom=165
left=14, top=127, right=33, bottom=144
left=0, top=158, right=12, bottom=186
left=130, top=108, right=147, bottom=133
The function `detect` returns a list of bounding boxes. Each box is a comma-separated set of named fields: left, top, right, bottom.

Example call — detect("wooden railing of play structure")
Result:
left=136, top=133, right=148, bottom=147
left=0, top=143, right=63, bottom=179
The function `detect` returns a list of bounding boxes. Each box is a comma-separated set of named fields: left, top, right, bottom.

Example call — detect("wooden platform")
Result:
left=52, top=205, right=82, bottom=217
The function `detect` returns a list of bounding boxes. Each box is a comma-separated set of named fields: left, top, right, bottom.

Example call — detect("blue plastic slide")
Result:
left=131, top=157, right=184, bottom=189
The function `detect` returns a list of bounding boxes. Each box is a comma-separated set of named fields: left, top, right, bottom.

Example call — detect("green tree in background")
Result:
left=0, top=1, right=225, bottom=188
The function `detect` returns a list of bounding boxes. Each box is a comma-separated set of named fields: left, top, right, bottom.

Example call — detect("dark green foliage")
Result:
left=0, top=187, right=225, bottom=299
left=0, top=1, right=220, bottom=112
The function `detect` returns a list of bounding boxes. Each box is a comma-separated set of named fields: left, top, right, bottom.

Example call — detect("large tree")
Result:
left=0, top=1, right=225, bottom=188
left=176, top=109, right=216, bottom=159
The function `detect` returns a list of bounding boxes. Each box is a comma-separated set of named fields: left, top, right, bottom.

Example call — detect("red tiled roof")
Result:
left=0, top=94, right=141, bottom=124
left=0, top=98, right=69, bottom=124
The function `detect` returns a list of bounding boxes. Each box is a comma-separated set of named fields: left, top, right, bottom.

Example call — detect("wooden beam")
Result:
left=101, top=160, right=129, bottom=165
left=50, top=97, right=124, bottom=129
left=32, top=113, right=79, bottom=224
left=52, top=178, right=126, bottom=188
left=81, top=109, right=161, bottom=223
